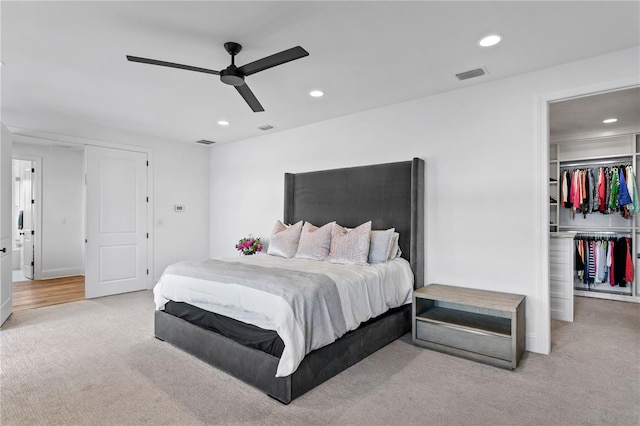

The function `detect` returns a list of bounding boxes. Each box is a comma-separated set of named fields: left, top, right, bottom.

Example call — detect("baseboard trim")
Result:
left=40, top=267, right=84, bottom=280
left=525, top=332, right=548, bottom=355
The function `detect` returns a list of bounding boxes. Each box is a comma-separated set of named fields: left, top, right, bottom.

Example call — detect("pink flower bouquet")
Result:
left=235, top=236, right=264, bottom=255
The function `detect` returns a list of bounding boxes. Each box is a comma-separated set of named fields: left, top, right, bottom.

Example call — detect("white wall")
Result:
left=209, top=47, right=640, bottom=355
left=151, top=139, right=210, bottom=279
left=13, top=142, right=84, bottom=278
left=45, top=147, right=83, bottom=277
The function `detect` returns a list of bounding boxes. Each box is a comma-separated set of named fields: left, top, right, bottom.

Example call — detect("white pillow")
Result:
left=368, top=228, right=395, bottom=263
left=328, top=221, right=372, bottom=265
left=267, top=220, right=304, bottom=258
left=388, top=232, right=401, bottom=260
left=294, top=221, right=335, bottom=261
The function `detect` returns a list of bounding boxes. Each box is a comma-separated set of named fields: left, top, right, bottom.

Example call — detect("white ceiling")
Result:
left=549, top=87, right=640, bottom=142
left=2, top=1, right=639, bottom=146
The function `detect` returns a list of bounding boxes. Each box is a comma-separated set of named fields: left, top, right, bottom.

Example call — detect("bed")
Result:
left=154, top=158, right=425, bottom=404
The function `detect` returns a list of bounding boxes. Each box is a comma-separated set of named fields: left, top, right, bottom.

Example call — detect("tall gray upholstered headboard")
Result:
left=283, top=158, right=424, bottom=288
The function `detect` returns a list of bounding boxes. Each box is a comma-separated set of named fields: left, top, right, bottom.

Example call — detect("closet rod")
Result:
left=574, top=231, right=630, bottom=235
left=561, top=159, right=632, bottom=168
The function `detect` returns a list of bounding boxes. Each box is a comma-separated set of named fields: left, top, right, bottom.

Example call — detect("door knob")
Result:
left=1, top=248, right=6, bottom=253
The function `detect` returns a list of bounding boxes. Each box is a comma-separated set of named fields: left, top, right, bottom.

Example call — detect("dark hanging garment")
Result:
left=618, top=168, right=632, bottom=219
left=563, top=170, right=573, bottom=208
left=609, top=241, right=615, bottom=286
left=614, top=237, right=628, bottom=286
left=624, top=238, right=634, bottom=285
left=587, top=169, right=595, bottom=213
left=587, top=240, right=596, bottom=285
left=604, top=168, right=611, bottom=214
left=575, top=243, right=584, bottom=271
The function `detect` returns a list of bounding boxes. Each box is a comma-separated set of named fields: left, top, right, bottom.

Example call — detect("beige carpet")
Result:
left=1, top=290, right=638, bottom=425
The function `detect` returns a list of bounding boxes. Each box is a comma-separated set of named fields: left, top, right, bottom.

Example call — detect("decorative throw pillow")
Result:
left=328, top=221, right=372, bottom=265
left=294, top=221, right=335, bottom=261
left=267, top=220, right=303, bottom=258
left=388, top=232, right=401, bottom=260
left=368, top=228, right=395, bottom=263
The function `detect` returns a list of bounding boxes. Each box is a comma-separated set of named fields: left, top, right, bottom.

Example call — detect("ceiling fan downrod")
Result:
left=220, top=42, right=245, bottom=87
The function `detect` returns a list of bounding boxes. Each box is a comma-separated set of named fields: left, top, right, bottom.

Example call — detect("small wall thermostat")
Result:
left=174, top=204, right=185, bottom=212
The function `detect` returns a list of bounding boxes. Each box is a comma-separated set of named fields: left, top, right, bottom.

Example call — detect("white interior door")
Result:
left=20, top=165, right=34, bottom=279
left=1, top=124, right=14, bottom=326
left=21, top=230, right=33, bottom=280
left=85, top=145, right=148, bottom=298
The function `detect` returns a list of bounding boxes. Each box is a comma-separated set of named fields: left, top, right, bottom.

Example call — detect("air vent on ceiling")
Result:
left=196, top=139, right=216, bottom=145
left=258, top=124, right=274, bottom=131
left=456, top=67, right=486, bottom=81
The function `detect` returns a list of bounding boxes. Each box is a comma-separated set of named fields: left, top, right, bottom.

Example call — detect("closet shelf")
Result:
left=574, top=282, right=632, bottom=296
left=559, top=154, right=633, bottom=167
left=558, top=225, right=632, bottom=231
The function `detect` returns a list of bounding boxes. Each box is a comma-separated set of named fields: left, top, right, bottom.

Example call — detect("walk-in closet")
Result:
left=549, top=87, right=640, bottom=321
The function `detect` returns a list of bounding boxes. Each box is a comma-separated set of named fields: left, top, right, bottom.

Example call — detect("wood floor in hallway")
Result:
left=12, top=276, right=85, bottom=312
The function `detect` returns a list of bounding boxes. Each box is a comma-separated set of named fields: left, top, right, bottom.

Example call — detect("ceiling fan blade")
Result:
left=235, top=83, right=264, bottom=112
left=238, top=46, right=309, bottom=76
left=126, top=55, right=220, bottom=75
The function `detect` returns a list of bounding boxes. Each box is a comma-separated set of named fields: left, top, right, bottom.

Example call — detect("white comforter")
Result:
left=153, top=254, right=414, bottom=377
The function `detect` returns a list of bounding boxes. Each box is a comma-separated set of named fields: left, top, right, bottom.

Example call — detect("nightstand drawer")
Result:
left=416, top=320, right=512, bottom=361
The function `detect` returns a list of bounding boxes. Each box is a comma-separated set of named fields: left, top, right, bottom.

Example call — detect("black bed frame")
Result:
left=155, top=158, right=425, bottom=404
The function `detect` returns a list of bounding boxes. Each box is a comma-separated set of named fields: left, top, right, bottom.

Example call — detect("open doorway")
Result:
left=12, top=142, right=86, bottom=311
left=11, top=159, right=35, bottom=282
left=548, top=86, right=640, bottom=348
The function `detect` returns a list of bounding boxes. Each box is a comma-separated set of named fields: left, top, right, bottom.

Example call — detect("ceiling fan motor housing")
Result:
left=220, top=65, right=245, bottom=86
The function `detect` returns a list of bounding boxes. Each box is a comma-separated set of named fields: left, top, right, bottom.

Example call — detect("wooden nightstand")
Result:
left=412, top=284, right=525, bottom=369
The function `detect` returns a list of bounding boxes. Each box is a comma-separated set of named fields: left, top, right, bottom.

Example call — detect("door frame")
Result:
left=535, top=76, right=640, bottom=355
left=8, top=129, right=155, bottom=293
left=11, top=154, right=42, bottom=280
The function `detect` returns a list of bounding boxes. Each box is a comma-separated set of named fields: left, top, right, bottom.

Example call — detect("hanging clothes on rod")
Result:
left=574, top=233, right=633, bottom=288
left=560, top=164, right=638, bottom=220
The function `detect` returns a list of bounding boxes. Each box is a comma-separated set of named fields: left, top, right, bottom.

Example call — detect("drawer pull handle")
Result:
left=439, top=322, right=492, bottom=336
left=0, top=248, right=6, bottom=253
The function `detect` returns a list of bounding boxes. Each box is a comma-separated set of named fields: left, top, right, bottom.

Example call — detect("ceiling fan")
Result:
left=126, top=42, right=309, bottom=112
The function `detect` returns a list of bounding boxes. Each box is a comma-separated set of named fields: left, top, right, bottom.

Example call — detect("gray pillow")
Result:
left=267, top=220, right=303, bottom=258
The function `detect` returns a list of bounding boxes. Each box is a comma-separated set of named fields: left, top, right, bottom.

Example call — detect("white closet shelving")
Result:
left=549, top=147, right=559, bottom=232
left=550, top=134, right=640, bottom=303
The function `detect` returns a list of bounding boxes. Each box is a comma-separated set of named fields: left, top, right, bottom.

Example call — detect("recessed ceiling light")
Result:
left=217, top=120, right=230, bottom=126
left=309, top=90, right=324, bottom=97
left=602, top=118, right=618, bottom=124
left=478, top=34, right=503, bottom=47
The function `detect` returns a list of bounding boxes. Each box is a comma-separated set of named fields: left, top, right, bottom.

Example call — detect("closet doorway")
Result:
left=548, top=86, right=640, bottom=332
